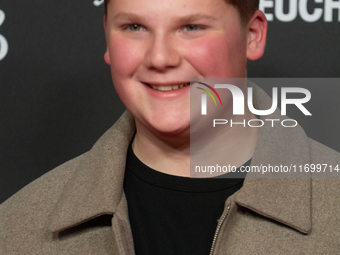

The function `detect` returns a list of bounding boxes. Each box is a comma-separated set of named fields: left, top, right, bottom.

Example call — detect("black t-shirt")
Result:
left=124, top=144, right=249, bottom=255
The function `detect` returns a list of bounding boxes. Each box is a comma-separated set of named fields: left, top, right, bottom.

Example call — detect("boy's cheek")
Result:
left=108, top=36, right=144, bottom=76
left=185, top=35, right=247, bottom=77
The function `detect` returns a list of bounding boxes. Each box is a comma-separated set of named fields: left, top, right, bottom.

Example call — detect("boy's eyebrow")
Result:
left=112, top=12, right=218, bottom=22
left=178, top=13, right=218, bottom=22
left=112, top=13, right=141, bottom=21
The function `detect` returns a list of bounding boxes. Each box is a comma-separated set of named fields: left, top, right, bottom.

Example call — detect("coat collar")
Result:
left=234, top=82, right=312, bottom=234
left=49, top=110, right=136, bottom=233
left=49, top=83, right=311, bottom=235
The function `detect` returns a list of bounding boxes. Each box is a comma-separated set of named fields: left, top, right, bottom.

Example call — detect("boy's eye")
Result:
left=128, top=24, right=143, bottom=31
left=184, top=24, right=200, bottom=31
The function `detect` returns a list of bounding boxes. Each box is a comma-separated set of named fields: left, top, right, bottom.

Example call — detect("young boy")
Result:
left=0, top=0, right=339, bottom=254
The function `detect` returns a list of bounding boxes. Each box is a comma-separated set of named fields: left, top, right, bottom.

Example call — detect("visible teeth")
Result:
left=150, top=83, right=190, bottom=91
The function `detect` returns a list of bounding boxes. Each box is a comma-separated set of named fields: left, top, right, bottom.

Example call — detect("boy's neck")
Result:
left=132, top=122, right=191, bottom=177
left=132, top=111, right=258, bottom=178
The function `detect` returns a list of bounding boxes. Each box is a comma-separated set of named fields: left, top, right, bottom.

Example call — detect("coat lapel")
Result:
left=235, top=82, right=312, bottom=234
left=49, top=111, right=135, bottom=233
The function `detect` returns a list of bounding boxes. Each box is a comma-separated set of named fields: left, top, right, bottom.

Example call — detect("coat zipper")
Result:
left=209, top=204, right=231, bottom=255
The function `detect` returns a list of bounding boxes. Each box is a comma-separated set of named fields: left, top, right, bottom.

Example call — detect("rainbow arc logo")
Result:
left=196, top=82, right=222, bottom=106
left=196, top=82, right=222, bottom=115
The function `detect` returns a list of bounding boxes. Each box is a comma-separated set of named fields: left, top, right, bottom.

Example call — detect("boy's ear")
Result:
left=246, top=10, right=267, bottom=61
left=103, top=16, right=111, bottom=65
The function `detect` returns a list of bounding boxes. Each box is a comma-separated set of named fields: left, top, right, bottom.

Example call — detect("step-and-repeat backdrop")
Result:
left=1, top=0, right=339, bottom=203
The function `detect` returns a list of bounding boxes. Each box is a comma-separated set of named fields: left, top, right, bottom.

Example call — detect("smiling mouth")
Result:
left=146, top=82, right=190, bottom=91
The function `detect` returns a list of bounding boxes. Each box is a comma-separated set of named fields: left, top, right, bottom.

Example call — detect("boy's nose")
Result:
left=144, top=34, right=181, bottom=71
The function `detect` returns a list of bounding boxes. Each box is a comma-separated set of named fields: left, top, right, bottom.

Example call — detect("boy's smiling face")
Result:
left=104, top=0, right=266, bottom=137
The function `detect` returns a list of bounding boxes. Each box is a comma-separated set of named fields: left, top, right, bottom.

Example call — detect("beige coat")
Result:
left=1, top=84, right=339, bottom=254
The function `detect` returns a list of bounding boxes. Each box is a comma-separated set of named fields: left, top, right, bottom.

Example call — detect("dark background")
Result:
left=0, top=1, right=339, bottom=203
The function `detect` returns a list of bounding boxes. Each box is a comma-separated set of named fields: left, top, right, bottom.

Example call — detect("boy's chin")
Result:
left=147, top=120, right=190, bottom=138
